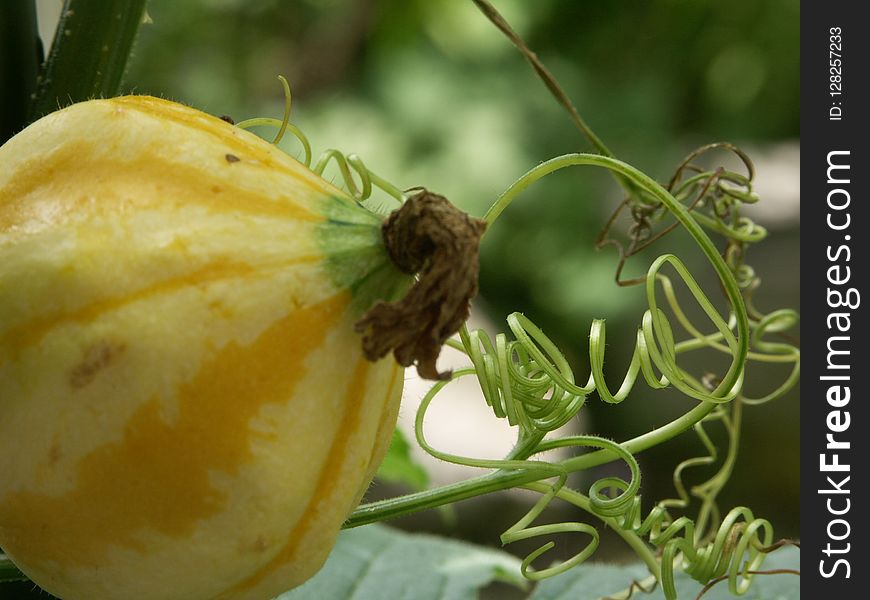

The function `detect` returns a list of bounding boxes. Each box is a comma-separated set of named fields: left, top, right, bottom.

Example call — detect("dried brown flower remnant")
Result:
left=355, top=189, right=487, bottom=380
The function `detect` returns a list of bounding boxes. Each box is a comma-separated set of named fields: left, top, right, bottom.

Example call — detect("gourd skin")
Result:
left=0, top=97, right=407, bottom=600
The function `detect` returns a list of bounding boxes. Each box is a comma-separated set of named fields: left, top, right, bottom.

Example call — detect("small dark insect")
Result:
left=225, top=153, right=240, bottom=163
left=218, top=115, right=235, bottom=125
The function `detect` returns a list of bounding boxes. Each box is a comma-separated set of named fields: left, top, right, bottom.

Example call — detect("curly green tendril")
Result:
left=234, top=78, right=800, bottom=600
left=236, top=76, right=405, bottom=213
left=402, top=153, right=795, bottom=599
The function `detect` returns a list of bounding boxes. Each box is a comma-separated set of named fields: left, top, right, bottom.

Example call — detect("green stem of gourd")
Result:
left=27, top=0, right=148, bottom=123
left=521, top=481, right=662, bottom=581
left=0, top=0, right=41, bottom=144
left=0, top=555, right=26, bottom=583
left=346, top=400, right=717, bottom=528
left=349, top=152, right=749, bottom=529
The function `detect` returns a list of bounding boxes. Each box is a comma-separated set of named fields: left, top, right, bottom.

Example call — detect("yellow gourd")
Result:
left=0, top=97, right=410, bottom=600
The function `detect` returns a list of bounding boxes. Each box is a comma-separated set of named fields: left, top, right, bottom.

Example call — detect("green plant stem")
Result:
left=348, top=152, right=750, bottom=529
left=0, top=555, right=26, bottom=583
left=27, top=0, right=147, bottom=122
left=0, top=0, right=41, bottom=143
left=469, top=0, right=642, bottom=200
left=693, top=399, right=743, bottom=541
left=522, top=481, right=662, bottom=581
left=470, top=0, right=613, bottom=159
left=347, top=400, right=719, bottom=528
left=484, top=153, right=749, bottom=393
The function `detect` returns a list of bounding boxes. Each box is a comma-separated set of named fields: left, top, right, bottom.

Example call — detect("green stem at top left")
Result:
left=0, top=0, right=41, bottom=144
left=26, top=0, right=148, bottom=123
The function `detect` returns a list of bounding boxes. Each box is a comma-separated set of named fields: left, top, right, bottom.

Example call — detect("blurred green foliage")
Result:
left=123, top=0, right=799, bottom=550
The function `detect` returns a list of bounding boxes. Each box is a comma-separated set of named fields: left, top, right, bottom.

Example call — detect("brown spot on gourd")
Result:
left=109, top=97, right=287, bottom=172
left=225, top=153, right=240, bottom=163
left=0, top=294, right=348, bottom=570
left=48, top=440, right=63, bottom=466
left=70, top=340, right=127, bottom=389
left=253, top=536, right=269, bottom=553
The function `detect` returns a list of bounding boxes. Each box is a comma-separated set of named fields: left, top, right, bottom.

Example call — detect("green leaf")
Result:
left=276, top=524, right=525, bottom=600
left=0, top=0, right=41, bottom=143
left=27, top=0, right=148, bottom=122
left=0, top=554, right=27, bottom=583
left=528, top=547, right=800, bottom=600
left=375, top=428, right=430, bottom=491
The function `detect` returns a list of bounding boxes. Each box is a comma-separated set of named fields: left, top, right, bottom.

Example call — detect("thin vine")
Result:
left=235, top=75, right=406, bottom=214
left=260, top=109, right=799, bottom=595
left=145, top=26, right=798, bottom=600
left=238, top=2, right=801, bottom=596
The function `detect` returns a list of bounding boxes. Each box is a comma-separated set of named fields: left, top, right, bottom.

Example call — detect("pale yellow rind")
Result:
left=0, top=98, right=404, bottom=600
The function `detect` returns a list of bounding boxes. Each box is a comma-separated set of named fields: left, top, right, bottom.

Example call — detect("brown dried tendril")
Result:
left=354, top=189, right=487, bottom=380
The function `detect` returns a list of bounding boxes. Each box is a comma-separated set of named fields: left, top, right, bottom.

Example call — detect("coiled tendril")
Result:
left=234, top=78, right=799, bottom=600
left=236, top=76, right=405, bottom=215
left=410, top=153, right=799, bottom=599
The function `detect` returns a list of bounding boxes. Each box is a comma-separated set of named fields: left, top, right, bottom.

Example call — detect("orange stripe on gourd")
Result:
left=108, top=96, right=330, bottom=192
left=0, top=97, right=409, bottom=600
left=220, top=358, right=404, bottom=600
left=2, top=256, right=325, bottom=355
left=0, top=293, right=347, bottom=568
left=223, top=357, right=372, bottom=596
left=0, top=149, right=323, bottom=234
left=3, top=259, right=256, bottom=352
left=0, top=142, right=325, bottom=236
left=362, top=362, right=405, bottom=491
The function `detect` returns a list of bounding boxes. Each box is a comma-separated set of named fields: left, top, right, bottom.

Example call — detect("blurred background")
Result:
left=22, top=0, right=801, bottom=594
